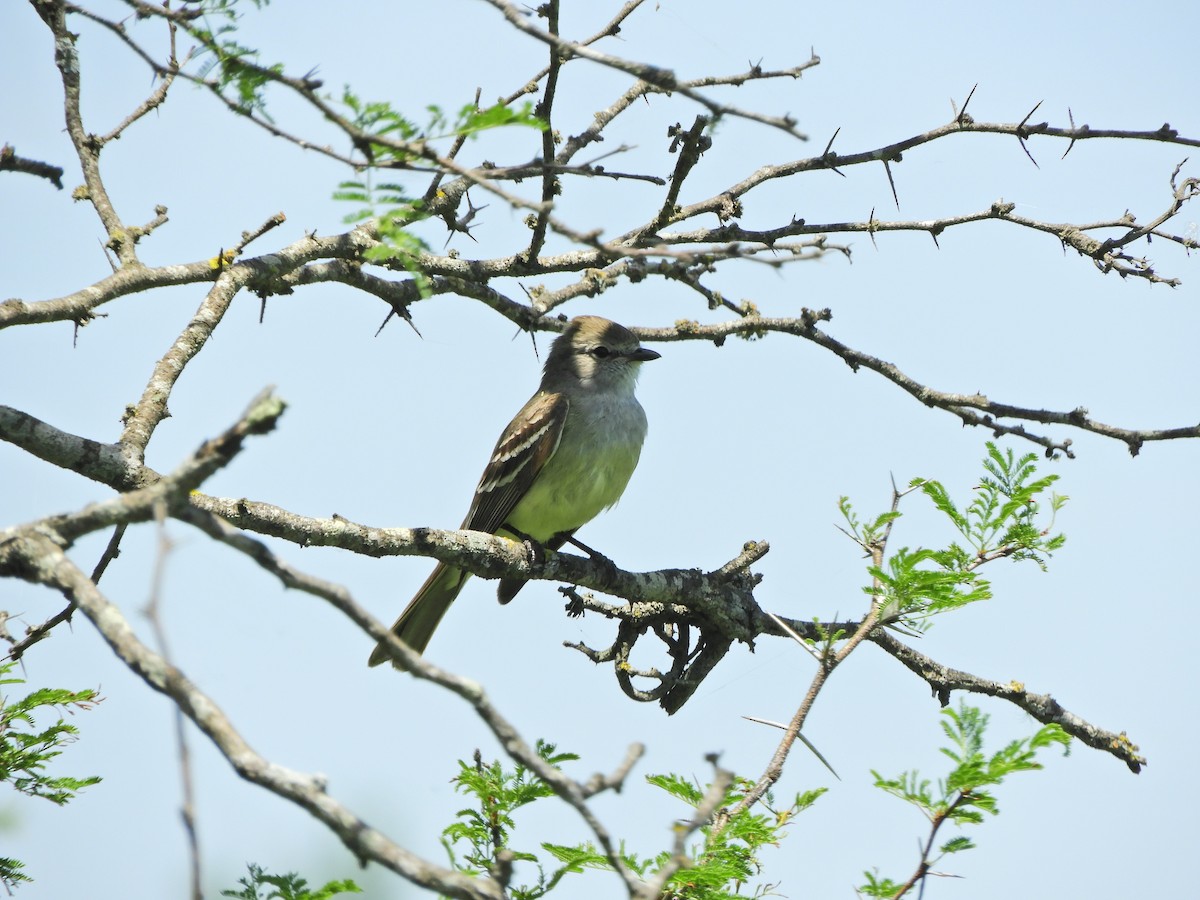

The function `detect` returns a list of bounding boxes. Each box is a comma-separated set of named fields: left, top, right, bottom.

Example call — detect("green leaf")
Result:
left=220, top=864, right=361, bottom=899
left=940, top=836, right=975, bottom=854
left=0, top=662, right=105, bottom=887
left=866, top=701, right=1072, bottom=893
left=453, top=101, right=548, bottom=138
left=853, top=443, right=1068, bottom=628
left=645, top=772, right=705, bottom=806
left=0, top=857, right=32, bottom=892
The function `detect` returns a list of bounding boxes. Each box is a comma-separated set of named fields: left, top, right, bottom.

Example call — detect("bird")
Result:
left=368, top=315, right=660, bottom=665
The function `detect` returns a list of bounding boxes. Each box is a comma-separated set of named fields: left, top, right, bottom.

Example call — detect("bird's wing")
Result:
left=462, top=390, right=569, bottom=535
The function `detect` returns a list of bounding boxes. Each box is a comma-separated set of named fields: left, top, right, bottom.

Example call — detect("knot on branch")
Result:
left=716, top=192, right=743, bottom=223
left=562, top=542, right=769, bottom=714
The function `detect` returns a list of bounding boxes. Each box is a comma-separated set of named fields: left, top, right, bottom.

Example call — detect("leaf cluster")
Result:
left=643, top=774, right=826, bottom=900
left=859, top=702, right=1070, bottom=897
left=190, top=0, right=280, bottom=116
left=335, top=170, right=434, bottom=293
left=442, top=740, right=580, bottom=899
left=442, top=742, right=824, bottom=899
left=0, top=662, right=101, bottom=805
left=840, top=443, right=1066, bottom=630
left=334, top=91, right=544, bottom=294
left=220, top=863, right=360, bottom=900
left=0, top=662, right=102, bottom=890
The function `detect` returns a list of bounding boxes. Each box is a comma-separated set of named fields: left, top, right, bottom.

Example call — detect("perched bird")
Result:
left=368, top=315, right=660, bottom=664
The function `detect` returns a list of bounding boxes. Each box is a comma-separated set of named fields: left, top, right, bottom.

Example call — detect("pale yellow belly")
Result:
left=504, top=389, right=646, bottom=542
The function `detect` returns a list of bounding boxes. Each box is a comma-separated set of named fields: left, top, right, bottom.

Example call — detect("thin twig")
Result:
left=142, top=505, right=202, bottom=900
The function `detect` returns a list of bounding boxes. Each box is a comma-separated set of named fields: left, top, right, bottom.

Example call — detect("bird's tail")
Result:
left=368, top=563, right=471, bottom=666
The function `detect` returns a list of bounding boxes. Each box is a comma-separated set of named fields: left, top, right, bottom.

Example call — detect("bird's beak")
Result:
left=630, top=347, right=661, bottom=362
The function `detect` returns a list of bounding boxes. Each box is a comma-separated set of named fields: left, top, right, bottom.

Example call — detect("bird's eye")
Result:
left=589, top=346, right=612, bottom=359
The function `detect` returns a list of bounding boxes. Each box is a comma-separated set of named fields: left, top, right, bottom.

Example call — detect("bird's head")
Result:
left=543, top=315, right=661, bottom=390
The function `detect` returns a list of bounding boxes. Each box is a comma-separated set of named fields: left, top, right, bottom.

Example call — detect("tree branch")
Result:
left=869, top=629, right=1145, bottom=773
left=0, top=143, right=64, bottom=189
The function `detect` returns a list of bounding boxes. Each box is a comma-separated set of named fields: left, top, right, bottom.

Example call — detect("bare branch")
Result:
left=870, top=629, right=1146, bottom=773
left=0, top=143, right=64, bottom=189
left=142, top=510, right=202, bottom=900
left=636, top=315, right=1200, bottom=456
left=0, top=533, right=505, bottom=900
left=480, top=0, right=811, bottom=141
left=36, top=2, right=136, bottom=264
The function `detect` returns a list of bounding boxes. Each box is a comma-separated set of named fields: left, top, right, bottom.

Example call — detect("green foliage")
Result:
left=0, top=662, right=101, bottom=804
left=179, top=2, right=545, bottom=300
left=189, top=1, right=280, bottom=117
left=220, top=864, right=360, bottom=900
left=442, top=742, right=823, bottom=899
left=190, top=6, right=544, bottom=144
left=335, top=168, right=433, bottom=296
left=644, top=775, right=826, bottom=899
left=0, top=661, right=102, bottom=891
left=341, top=89, right=545, bottom=167
left=333, top=94, right=431, bottom=273
left=859, top=869, right=902, bottom=898
left=858, top=702, right=1070, bottom=897
left=438, top=101, right=547, bottom=140
left=335, top=91, right=544, bottom=297
left=840, top=442, right=1066, bottom=630
left=0, top=857, right=30, bottom=892
left=921, top=443, right=1067, bottom=567
left=442, top=740, right=583, bottom=899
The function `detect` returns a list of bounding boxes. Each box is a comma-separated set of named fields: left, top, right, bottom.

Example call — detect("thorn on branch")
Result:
left=821, top=127, right=845, bottom=176
left=443, top=191, right=488, bottom=247
left=882, top=158, right=900, bottom=210
left=1015, top=100, right=1046, bottom=168
left=954, top=83, right=978, bottom=126
left=1018, top=137, right=1040, bottom=168
left=1017, top=99, right=1044, bottom=135
left=1062, top=107, right=1089, bottom=159
left=375, top=302, right=421, bottom=339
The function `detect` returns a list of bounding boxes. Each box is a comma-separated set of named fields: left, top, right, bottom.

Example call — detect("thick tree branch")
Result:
left=0, top=394, right=649, bottom=896
left=0, top=401, right=1146, bottom=772
left=0, top=532, right=505, bottom=900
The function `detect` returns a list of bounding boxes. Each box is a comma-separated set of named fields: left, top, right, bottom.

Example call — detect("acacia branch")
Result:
left=0, top=403, right=1145, bottom=772
left=0, top=144, right=64, bottom=189
left=480, top=0, right=811, bottom=140
left=35, top=0, right=136, bottom=264
left=712, top=485, right=906, bottom=834
left=0, top=396, right=647, bottom=897
left=869, top=629, right=1145, bottom=773
left=525, top=0, right=562, bottom=263
left=0, top=532, right=504, bottom=900
left=637, top=315, right=1200, bottom=457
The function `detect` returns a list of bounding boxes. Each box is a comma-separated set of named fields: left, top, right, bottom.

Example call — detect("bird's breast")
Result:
left=505, top=396, right=647, bottom=540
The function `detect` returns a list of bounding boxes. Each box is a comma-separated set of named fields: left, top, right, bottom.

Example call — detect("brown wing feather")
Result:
left=461, top=391, right=569, bottom=535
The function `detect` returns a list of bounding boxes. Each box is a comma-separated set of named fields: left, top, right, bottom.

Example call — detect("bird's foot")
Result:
left=562, top=534, right=619, bottom=589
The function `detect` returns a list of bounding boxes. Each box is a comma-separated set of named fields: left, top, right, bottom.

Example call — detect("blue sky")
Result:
left=2, top=1, right=1197, bottom=897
